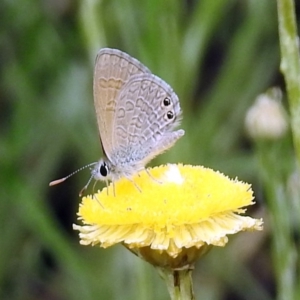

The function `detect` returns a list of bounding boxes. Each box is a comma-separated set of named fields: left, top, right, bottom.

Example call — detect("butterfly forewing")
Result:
left=93, top=48, right=151, bottom=160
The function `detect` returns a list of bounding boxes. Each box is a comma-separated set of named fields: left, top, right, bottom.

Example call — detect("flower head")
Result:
left=74, top=164, right=263, bottom=269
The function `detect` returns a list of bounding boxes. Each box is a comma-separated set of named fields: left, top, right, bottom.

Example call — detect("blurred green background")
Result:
left=1, top=0, right=299, bottom=299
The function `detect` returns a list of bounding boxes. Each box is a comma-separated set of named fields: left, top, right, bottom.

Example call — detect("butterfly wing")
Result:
left=110, top=73, right=184, bottom=169
left=93, top=48, right=151, bottom=160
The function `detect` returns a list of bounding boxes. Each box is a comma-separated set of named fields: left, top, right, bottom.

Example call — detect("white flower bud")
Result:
left=245, top=88, right=288, bottom=140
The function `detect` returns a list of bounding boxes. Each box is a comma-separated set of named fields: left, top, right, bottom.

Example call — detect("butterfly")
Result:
left=50, top=48, right=184, bottom=194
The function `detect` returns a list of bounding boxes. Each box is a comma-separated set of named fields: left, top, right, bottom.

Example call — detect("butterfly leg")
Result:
left=105, top=180, right=110, bottom=196
left=91, top=181, right=104, bottom=208
left=79, top=174, right=94, bottom=197
left=112, top=182, right=116, bottom=196
left=92, top=180, right=98, bottom=193
left=125, top=176, right=142, bottom=192
left=93, top=193, right=104, bottom=208
left=145, top=168, right=162, bottom=184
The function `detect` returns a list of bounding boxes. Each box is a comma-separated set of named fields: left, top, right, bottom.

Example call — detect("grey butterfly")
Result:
left=50, top=48, right=184, bottom=192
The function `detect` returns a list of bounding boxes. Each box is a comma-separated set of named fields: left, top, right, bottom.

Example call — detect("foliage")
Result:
left=0, top=0, right=299, bottom=299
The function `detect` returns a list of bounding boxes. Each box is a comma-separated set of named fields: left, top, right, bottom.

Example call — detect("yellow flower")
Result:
left=73, top=164, right=263, bottom=269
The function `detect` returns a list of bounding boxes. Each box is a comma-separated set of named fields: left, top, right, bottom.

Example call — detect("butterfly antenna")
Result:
left=49, top=162, right=97, bottom=187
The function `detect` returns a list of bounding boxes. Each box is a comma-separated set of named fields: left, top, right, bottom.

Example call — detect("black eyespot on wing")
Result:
left=166, top=111, right=174, bottom=120
left=163, top=97, right=171, bottom=107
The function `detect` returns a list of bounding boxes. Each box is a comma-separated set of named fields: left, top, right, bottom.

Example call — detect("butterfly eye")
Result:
left=163, top=97, right=171, bottom=107
left=100, top=162, right=109, bottom=177
left=166, top=111, right=174, bottom=120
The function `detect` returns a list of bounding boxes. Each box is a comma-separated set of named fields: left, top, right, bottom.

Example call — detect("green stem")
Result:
left=256, top=140, right=297, bottom=300
left=277, top=0, right=300, bottom=166
left=157, top=267, right=195, bottom=300
left=79, top=0, right=107, bottom=62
